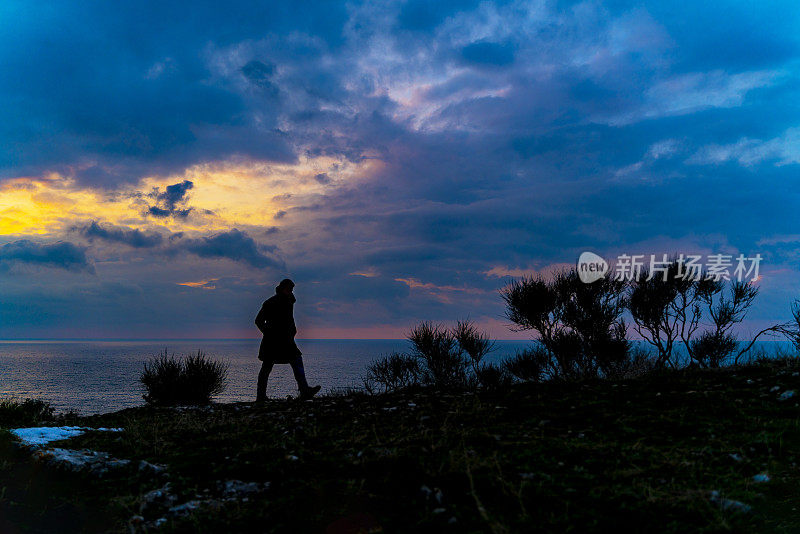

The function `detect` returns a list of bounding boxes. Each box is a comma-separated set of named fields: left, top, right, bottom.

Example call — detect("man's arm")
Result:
left=254, top=301, right=270, bottom=334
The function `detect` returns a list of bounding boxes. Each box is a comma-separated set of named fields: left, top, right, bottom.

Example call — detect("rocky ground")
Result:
left=2, top=358, right=800, bottom=533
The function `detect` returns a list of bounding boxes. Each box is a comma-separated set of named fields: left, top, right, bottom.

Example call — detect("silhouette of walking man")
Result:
left=255, top=278, right=321, bottom=401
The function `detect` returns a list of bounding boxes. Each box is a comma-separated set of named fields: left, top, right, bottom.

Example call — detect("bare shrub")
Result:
left=140, top=350, right=228, bottom=405
left=474, top=362, right=513, bottom=390
left=503, top=346, right=550, bottom=382
left=602, top=346, right=659, bottom=379
left=0, top=398, right=56, bottom=427
left=454, top=319, right=494, bottom=372
left=365, top=352, right=420, bottom=392
left=408, top=322, right=469, bottom=389
left=364, top=320, right=501, bottom=392
left=502, top=270, right=629, bottom=379
left=630, top=260, right=782, bottom=368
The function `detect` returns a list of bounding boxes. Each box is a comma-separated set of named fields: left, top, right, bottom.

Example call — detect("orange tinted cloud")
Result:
left=394, top=277, right=489, bottom=304
left=349, top=268, right=380, bottom=278
left=177, top=278, right=219, bottom=289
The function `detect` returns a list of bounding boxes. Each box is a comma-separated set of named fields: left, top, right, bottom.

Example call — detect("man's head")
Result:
left=276, top=278, right=295, bottom=295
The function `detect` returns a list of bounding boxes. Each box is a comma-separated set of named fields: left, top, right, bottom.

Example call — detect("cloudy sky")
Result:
left=1, top=0, right=799, bottom=339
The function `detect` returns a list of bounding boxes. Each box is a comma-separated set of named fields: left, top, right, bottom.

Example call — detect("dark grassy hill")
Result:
left=2, top=359, right=800, bottom=533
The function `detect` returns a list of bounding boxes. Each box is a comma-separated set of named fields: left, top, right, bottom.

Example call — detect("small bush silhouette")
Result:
left=629, top=260, right=780, bottom=368
left=602, top=346, right=660, bottom=379
left=502, top=270, right=629, bottom=379
left=408, top=321, right=470, bottom=389
left=778, top=300, right=800, bottom=354
left=453, top=319, right=494, bottom=377
left=0, top=398, right=56, bottom=427
left=364, top=320, right=498, bottom=392
left=503, top=346, right=550, bottom=382
left=474, top=362, right=512, bottom=390
left=365, top=352, right=420, bottom=392
left=690, top=331, right=738, bottom=368
left=140, top=350, right=228, bottom=405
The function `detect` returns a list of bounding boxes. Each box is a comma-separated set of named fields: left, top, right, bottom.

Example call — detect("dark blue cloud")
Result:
left=83, top=221, right=164, bottom=248
left=646, top=1, right=800, bottom=71
left=146, top=180, right=194, bottom=219
left=148, top=206, right=192, bottom=219
left=178, top=229, right=283, bottom=269
left=1, top=0, right=796, bottom=195
left=397, top=0, right=482, bottom=31
left=158, top=180, right=193, bottom=208
left=241, top=60, right=279, bottom=96
left=0, top=240, right=93, bottom=273
left=460, top=41, right=516, bottom=67
left=0, top=0, right=352, bottom=187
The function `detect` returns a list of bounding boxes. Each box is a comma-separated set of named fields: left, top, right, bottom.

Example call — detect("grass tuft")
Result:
left=0, top=398, right=57, bottom=428
left=140, top=350, right=228, bottom=406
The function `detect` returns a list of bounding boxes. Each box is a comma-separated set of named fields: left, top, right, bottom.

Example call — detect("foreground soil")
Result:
left=2, top=359, right=800, bottom=533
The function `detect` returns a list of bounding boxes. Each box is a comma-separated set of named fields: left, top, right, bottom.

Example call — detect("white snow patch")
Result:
left=18, top=445, right=133, bottom=477
left=35, top=447, right=131, bottom=472
left=10, top=426, right=122, bottom=446
left=10, top=426, right=128, bottom=476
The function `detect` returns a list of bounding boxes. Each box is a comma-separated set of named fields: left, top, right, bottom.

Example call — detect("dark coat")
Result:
left=255, top=293, right=302, bottom=363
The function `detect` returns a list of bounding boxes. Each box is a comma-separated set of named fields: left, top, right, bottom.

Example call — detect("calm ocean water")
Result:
left=0, top=339, right=531, bottom=415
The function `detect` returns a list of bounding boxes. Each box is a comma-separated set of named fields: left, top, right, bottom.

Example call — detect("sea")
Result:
left=0, top=339, right=532, bottom=415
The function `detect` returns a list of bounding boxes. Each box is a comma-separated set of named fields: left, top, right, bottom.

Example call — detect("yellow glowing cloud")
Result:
left=0, top=155, right=384, bottom=239
left=0, top=175, right=120, bottom=235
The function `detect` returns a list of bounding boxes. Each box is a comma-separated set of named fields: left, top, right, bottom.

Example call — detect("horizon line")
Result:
left=0, top=337, right=534, bottom=343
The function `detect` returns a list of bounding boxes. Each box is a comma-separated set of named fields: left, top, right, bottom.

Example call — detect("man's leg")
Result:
left=256, top=360, right=274, bottom=401
left=290, top=357, right=321, bottom=398
left=289, top=356, right=310, bottom=390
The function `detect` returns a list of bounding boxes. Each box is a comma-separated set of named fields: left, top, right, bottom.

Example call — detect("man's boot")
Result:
left=299, top=385, right=321, bottom=399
